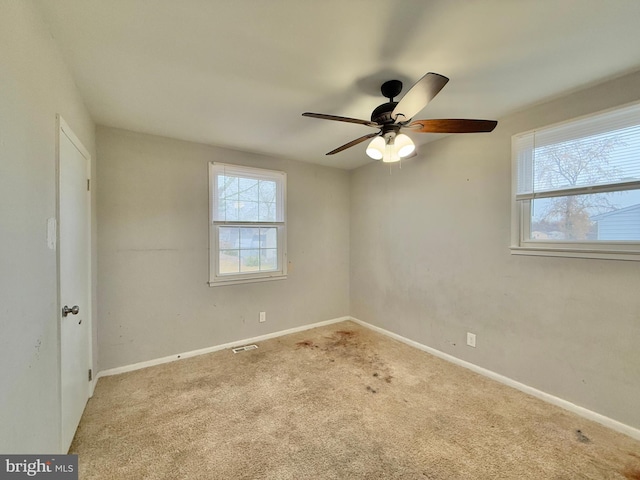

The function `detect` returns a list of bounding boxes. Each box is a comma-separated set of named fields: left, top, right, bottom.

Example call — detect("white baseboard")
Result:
left=96, top=316, right=350, bottom=380
left=349, top=316, right=640, bottom=441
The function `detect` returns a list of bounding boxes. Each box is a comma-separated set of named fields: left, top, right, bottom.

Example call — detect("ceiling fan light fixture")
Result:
left=366, top=136, right=385, bottom=160
left=395, top=133, right=415, bottom=158
left=382, top=140, right=401, bottom=163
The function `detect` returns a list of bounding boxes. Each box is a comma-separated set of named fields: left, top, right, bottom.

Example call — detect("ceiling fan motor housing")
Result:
left=371, top=102, right=398, bottom=125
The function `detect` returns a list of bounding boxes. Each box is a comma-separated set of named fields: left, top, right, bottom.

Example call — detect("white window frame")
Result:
left=209, top=162, right=287, bottom=286
left=511, top=101, right=640, bottom=261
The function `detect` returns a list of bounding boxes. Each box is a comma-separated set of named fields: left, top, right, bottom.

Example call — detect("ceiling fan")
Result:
left=302, top=72, right=497, bottom=163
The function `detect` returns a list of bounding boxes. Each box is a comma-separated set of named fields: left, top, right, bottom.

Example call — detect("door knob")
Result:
left=62, top=305, right=79, bottom=317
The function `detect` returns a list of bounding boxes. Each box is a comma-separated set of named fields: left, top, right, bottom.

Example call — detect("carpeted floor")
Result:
left=71, top=321, right=640, bottom=479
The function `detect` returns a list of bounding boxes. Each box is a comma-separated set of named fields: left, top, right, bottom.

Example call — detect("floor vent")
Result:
left=231, top=344, right=258, bottom=354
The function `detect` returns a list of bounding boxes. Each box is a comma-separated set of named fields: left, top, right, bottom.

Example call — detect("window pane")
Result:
left=219, top=250, right=239, bottom=274
left=218, top=175, right=239, bottom=223
left=218, top=175, right=238, bottom=198
left=238, top=201, right=259, bottom=221
left=240, top=227, right=260, bottom=249
left=259, top=180, right=277, bottom=221
left=516, top=103, right=640, bottom=196
left=259, top=180, right=276, bottom=202
left=238, top=178, right=259, bottom=201
left=260, top=249, right=278, bottom=271
left=217, top=200, right=227, bottom=221
left=223, top=199, right=239, bottom=221
left=214, top=170, right=281, bottom=222
left=532, top=129, right=640, bottom=192
left=530, top=189, right=640, bottom=241
left=219, top=227, right=239, bottom=249
left=240, top=249, right=260, bottom=272
left=260, top=227, right=277, bottom=248
left=259, top=202, right=276, bottom=222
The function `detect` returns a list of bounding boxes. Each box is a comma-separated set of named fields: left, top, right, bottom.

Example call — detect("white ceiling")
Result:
left=36, top=0, right=640, bottom=170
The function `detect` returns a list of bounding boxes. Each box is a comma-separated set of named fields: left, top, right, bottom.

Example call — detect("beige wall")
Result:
left=0, top=0, right=96, bottom=452
left=350, top=70, right=640, bottom=430
left=96, top=127, right=350, bottom=370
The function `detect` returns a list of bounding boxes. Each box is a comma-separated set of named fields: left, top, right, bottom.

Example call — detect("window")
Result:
left=512, top=102, right=640, bottom=260
left=209, top=163, right=287, bottom=285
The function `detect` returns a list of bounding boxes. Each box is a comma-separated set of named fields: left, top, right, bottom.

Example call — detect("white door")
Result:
left=58, top=117, right=92, bottom=452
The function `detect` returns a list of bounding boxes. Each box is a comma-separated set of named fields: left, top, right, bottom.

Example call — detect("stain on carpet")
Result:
left=576, top=429, right=591, bottom=443
left=294, top=328, right=395, bottom=394
left=372, top=372, right=393, bottom=384
left=327, top=329, right=358, bottom=348
left=335, top=329, right=356, bottom=337
left=622, top=466, right=640, bottom=480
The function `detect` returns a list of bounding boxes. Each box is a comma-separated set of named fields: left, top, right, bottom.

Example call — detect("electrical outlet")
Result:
left=259, top=311, right=266, bottom=323
left=466, top=332, right=476, bottom=348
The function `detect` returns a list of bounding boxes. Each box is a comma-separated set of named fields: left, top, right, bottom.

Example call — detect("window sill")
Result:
left=208, top=274, right=287, bottom=287
left=510, top=245, right=640, bottom=261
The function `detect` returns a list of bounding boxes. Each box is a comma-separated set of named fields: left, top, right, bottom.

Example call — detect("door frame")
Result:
left=56, top=114, right=93, bottom=453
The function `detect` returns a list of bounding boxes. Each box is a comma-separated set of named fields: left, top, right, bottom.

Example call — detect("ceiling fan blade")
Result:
left=326, top=133, right=379, bottom=155
left=391, top=72, right=449, bottom=123
left=303, top=112, right=380, bottom=128
left=408, top=119, right=498, bottom=133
